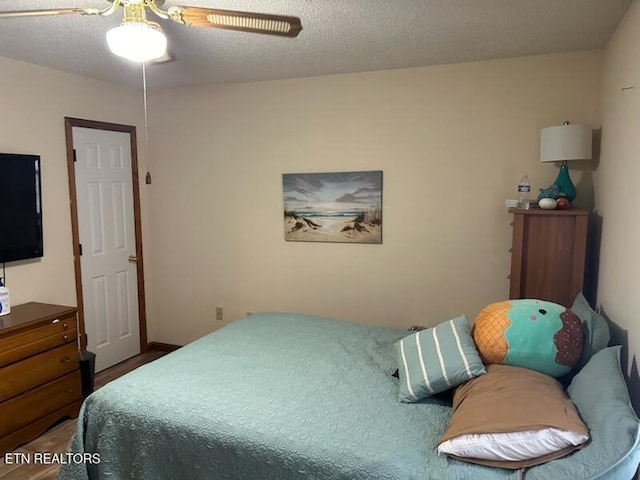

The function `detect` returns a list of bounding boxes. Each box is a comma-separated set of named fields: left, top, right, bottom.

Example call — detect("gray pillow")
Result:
left=571, top=292, right=610, bottom=370
left=527, top=346, right=640, bottom=479
left=562, top=346, right=640, bottom=480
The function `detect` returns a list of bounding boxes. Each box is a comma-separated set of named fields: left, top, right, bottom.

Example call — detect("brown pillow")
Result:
left=438, top=364, right=589, bottom=469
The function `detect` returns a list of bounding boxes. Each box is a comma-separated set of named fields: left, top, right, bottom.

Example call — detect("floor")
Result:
left=0, top=350, right=166, bottom=480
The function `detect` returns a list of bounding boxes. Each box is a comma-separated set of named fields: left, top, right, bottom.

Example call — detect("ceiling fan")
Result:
left=0, top=0, right=303, bottom=62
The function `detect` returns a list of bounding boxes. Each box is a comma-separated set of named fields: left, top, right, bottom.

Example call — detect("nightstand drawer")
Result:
left=0, top=342, right=79, bottom=402
left=0, top=371, right=81, bottom=438
left=0, top=314, right=77, bottom=367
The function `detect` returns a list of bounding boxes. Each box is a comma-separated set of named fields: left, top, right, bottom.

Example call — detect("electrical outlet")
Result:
left=215, top=307, right=223, bottom=321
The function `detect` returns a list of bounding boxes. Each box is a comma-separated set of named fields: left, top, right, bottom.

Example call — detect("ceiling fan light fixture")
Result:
left=106, top=20, right=167, bottom=62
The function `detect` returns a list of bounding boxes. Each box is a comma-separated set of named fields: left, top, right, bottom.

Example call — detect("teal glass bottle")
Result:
left=552, top=161, right=576, bottom=203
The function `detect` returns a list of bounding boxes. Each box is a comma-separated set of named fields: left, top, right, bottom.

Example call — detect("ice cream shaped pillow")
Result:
left=472, top=299, right=583, bottom=377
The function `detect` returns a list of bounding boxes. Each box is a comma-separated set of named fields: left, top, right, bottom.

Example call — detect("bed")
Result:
left=59, top=312, right=640, bottom=480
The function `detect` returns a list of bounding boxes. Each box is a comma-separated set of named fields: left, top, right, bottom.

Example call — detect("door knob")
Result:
left=128, top=255, right=139, bottom=264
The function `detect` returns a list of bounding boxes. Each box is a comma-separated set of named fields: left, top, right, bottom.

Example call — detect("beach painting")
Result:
left=283, top=171, right=383, bottom=244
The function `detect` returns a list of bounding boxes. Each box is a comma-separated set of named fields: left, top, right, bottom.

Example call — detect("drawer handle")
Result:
left=52, top=318, right=60, bottom=324
left=63, top=335, right=70, bottom=341
left=63, top=323, right=69, bottom=330
left=65, top=388, right=75, bottom=394
left=60, top=355, right=71, bottom=364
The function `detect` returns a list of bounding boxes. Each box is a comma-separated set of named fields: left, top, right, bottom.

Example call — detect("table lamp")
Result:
left=540, top=121, right=592, bottom=203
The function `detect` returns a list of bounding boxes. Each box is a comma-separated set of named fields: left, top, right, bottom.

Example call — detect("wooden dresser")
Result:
left=0, top=302, right=82, bottom=454
left=509, top=208, right=588, bottom=308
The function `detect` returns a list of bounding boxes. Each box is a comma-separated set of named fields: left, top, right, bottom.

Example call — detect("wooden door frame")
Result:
left=64, top=117, right=148, bottom=353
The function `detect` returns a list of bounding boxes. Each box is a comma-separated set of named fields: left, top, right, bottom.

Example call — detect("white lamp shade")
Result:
left=106, top=22, right=167, bottom=63
left=540, top=124, right=592, bottom=162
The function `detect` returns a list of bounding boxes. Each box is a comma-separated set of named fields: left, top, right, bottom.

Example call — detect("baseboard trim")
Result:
left=147, top=341, right=182, bottom=352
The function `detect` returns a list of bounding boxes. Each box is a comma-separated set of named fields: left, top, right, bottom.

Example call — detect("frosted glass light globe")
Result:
left=106, top=22, right=167, bottom=62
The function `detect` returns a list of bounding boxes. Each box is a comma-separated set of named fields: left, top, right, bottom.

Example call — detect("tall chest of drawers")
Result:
left=508, top=208, right=588, bottom=308
left=0, top=302, right=82, bottom=454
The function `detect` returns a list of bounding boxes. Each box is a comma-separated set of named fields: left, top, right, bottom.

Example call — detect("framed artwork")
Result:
left=283, top=171, right=382, bottom=244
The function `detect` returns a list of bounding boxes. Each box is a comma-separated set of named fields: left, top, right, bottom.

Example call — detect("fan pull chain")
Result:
left=143, top=61, right=152, bottom=185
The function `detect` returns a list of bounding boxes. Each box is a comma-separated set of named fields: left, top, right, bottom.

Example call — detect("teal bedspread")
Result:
left=58, top=313, right=640, bottom=480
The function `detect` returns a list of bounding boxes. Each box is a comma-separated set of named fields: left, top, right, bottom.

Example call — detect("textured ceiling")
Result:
left=0, top=0, right=632, bottom=89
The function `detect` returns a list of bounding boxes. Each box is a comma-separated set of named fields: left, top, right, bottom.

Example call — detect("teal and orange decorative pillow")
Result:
left=472, top=299, right=583, bottom=378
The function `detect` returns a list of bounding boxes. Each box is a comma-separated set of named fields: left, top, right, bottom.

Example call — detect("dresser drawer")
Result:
left=0, top=371, right=81, bottom=438
left=0, top=313, right=76, bottom=367
left=0, top=342, right=79, bottom=402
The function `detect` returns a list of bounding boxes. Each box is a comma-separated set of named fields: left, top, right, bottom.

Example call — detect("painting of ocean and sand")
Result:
left=283, top=171, right=382, bottom=244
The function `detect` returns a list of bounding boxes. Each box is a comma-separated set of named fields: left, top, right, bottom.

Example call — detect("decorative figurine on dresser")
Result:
left=0, top=302, right=81, bottom=454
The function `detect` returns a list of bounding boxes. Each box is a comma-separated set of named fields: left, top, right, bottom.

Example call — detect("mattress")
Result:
left=58, top=312, right=640, bottom=480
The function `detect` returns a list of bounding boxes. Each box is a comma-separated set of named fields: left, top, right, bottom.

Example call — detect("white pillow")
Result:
left=438, top=428, right=589, bottom=461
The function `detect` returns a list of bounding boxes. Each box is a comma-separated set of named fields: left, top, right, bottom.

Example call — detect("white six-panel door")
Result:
left=73, top=127, right=140, bottom=372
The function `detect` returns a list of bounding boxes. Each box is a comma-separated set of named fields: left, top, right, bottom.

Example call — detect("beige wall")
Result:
left=0, top=51, right=609, bottom=353
left=146, top=51, right=603, bottom=345
left=0, top=57, right=147, bottom=310
left=598, top=0, right=640, bottom=402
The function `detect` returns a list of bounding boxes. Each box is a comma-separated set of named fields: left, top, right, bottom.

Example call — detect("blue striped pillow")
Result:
left=396, top=315, right=486, bottom=402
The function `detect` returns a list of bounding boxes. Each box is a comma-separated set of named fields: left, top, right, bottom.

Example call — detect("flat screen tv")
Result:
left=0, top=153, right=43, bottom=263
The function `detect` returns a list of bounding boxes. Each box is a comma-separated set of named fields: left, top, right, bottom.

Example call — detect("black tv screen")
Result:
left=0, top=153, right=43, bottom=263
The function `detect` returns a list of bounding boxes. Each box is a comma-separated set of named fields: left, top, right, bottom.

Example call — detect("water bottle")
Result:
left=0, top=278, right=10, bottom=317
left=517, top=174, right=530, bottom=209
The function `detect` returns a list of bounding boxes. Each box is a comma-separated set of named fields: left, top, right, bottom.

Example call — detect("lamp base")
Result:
left=553, top=161, right=576, bottom=203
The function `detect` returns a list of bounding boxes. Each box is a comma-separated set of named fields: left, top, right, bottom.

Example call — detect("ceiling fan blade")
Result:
left=166, top=6, right=302, bottom=37
left=0, top=8, right=103, bottom=19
